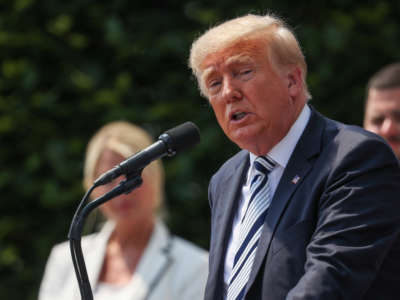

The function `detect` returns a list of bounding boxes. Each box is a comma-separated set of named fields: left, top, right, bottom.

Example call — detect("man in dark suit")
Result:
left=188, top=13, right=400, bottom=300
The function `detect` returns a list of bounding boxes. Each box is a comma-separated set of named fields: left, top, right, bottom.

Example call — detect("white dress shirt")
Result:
left=223, top=104, right=311, bottom=288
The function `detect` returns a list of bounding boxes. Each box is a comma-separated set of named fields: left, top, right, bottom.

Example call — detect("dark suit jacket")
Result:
left=205, top=107, right=400, bottom=300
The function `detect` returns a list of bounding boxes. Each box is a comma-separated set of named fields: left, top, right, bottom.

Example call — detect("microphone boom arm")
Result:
left=68, top=171, right=143, bottom=300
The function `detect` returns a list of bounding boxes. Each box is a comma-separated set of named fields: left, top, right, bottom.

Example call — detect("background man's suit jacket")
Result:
left=205, top=108, right=400, bottom=300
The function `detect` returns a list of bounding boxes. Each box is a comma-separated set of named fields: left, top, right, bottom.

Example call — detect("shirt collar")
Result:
left=249, top=104, right=311, bottom=169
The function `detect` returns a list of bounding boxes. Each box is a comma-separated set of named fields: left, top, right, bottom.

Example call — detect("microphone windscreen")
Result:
left=162, top=121, right=200, bottom=153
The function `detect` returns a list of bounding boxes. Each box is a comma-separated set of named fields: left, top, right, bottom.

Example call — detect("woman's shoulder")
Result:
left=47, top=222, right=113, bottom=264
left=49, top=232, right=98, bottom=256
left=154, top=221, right=208, bottom=261
left=171, top=235, right=208, bottom=261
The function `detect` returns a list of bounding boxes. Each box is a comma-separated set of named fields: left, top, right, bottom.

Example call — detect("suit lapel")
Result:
left=245, top=108, right=325, bottom=291
left=211, top=152, right=249, bottom=296
left=131, top=221, right=172, bottom=300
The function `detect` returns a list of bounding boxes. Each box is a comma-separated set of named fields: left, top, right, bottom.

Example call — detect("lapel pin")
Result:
left=291, top=175, right=300, bottom=184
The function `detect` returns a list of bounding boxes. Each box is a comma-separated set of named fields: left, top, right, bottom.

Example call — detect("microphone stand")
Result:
left=68, top=171, right=143, bottom=300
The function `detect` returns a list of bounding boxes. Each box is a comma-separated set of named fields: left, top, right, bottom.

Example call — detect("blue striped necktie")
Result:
left=227, top=156, right=276, bottom=300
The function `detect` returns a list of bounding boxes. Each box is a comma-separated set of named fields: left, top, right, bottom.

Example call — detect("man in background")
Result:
left=364, top=62, right=400, bottom=159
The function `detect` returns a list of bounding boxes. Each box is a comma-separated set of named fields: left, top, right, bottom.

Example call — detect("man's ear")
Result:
left=287, top=66, right=302, bottom=97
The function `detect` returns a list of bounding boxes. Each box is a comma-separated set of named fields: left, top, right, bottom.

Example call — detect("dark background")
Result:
left=1, top=0, right=399, bottom=298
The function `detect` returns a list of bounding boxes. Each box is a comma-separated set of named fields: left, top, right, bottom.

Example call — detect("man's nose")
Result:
left=379, top=118, right=398, bottom=137
left=221, top=77, right=242, bottom=102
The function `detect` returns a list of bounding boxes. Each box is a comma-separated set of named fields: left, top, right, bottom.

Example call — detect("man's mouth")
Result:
left=232, top=112, right=247, bottom=121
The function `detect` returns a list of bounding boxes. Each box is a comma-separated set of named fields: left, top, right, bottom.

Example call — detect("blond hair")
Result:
left=83, top=121, right=164, bottom=211
left=189, top=13, right=311, bottom=99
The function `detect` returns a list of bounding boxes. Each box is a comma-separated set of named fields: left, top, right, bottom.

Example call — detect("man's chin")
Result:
left=228, top=125, right=259, bottom=143
left=229, top=133, right=255, bottom=150
left=231, top=136, right=272, bottom=155
left=387, top=142, right=400, bottom=159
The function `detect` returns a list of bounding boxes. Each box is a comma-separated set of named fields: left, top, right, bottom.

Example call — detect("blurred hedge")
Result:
left=1, top=0, right=399, bottom=299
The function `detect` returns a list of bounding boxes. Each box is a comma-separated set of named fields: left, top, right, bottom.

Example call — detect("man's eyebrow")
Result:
left=225, top=55, right=254, bottom=66
left=201, top=67, right=216, bottom=84
left=200, top=55, right=255, bottom=84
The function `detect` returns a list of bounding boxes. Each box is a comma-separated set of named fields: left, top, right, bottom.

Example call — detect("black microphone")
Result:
left=93, top=121, right=200, bottom=186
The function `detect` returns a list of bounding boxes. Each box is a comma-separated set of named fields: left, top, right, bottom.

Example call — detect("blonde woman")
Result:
left=38, top=121, right=208, bottom=300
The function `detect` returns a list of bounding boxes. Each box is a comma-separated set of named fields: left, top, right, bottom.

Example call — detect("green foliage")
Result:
left=1, top=0, right=399, bottom=299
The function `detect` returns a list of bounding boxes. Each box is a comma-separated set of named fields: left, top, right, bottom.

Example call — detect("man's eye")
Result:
left=205, top=80, right=221, bottom=95
left=372, top=117, right=384, bottom=125
left=237, top=69, right=253, bottom=79
left=208, top=80, right=221, bottom=89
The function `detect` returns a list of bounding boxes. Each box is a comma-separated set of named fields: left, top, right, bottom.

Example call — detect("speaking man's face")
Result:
left=200, top=39, right=305, bottom=155
left=364, top=87, right=400, bottom=159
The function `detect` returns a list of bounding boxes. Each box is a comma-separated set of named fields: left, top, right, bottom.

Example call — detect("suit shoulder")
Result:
left=316, top=117, right=400, bottom=180
left=47, top=232, right=99, bottom=263
left=39, top=234, right=97, bottom=297
left=319, top=110, right=383, bottom=143
left=326, top=118, right=396, bottom=159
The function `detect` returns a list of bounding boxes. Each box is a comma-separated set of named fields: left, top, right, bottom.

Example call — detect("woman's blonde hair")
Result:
left=83, top=121, right=164, bottom=211
left=189, top=13, right=311, bottom=99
